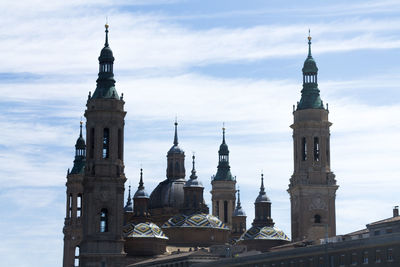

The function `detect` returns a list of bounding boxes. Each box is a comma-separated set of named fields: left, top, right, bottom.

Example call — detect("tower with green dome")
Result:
left=288, top=33, right=338, bottom=242
left=211, top=126, right=236, bottom=228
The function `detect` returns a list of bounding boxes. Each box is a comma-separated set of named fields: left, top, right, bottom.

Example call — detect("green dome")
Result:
left=302, top=56, right=318, bottom=73
left=123, top=222, right=168, bottom=239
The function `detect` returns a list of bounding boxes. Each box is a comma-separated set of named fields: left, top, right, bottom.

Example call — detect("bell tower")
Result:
left=211, top=127, right=236, bottom=227
left=288, top=33, right=338, bottom=242
left=79, top=24, right=127, bottom=266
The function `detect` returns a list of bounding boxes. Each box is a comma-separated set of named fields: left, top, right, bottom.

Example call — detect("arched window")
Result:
left=103, top=128, right=110, bottom=159
left=100, top=208, right=108, bottom=232
left=68, top=193, right=73, bottom=218
left=302, top=137, right=307, bottom=161
left=314, top=137, right=319, bottom=162
left=175, top=162, right=180, bottom=173
left=168, top=162, right=173, bottom=176
left=314, top=214, right=321, bottom=224
left=77, top=194, right=82, bottom=217
left=216, top=201, right=219, bottom=217
left=223, top=201, right=228, bottom=223
left=118, top=129, right=122, bottom=160
left=90, top=128, right=94, bottom=159
left=74, top=246, right=80, bottom=267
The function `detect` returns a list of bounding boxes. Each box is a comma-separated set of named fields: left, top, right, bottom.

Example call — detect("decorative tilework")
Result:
left=240, top=226, right=290, bottom=241
left=162, top=213, right=229, bottom=230
left=123, top=222, right=168, bottom=239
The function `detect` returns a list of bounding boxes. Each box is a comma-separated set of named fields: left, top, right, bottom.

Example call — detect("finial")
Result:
left=104, top=23, right=109, bottom=47
left=173, top=119, right=178, bottom=146
left=237, top=188, right=241, bottom=206
left=79, top=119, right=83, bottom=137
left=307, top=29, right=312, bottom=57
left=125, top=184, right=132, bottom=207
left=222, top=122, right=226, bottom=144
left=139, top=168, right=144, bottom=188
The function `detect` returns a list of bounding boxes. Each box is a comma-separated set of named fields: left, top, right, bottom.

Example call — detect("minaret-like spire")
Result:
left=173, top=119, right=178, bottom=146
left=213, top=125, right=234, bottom=181
left=255, top=172, right=270, bottom=203
left=70, top=121, right=86, bottom=175
left=79, top=120, right=83, bottom=137
left=236, top=189, right=242, bottom=209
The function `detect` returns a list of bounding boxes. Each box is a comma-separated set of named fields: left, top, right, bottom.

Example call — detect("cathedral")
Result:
left=62, top=25, right=339, bottom=267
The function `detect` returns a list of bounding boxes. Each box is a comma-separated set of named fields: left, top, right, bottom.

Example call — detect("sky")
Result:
left=1, top=0, right=400, bottom=266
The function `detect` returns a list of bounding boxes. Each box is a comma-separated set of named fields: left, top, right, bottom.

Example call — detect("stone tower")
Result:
left=231, top=189, right=246, bottom=240
left=288, top=33, right=338, bottom=242
left=211, top=127, right=236, bottom=227
left=253, top=174, right=274, bottom=228
left=79, top=24, right=127, bottom=266
left=63, top=122, right=85, bottom=267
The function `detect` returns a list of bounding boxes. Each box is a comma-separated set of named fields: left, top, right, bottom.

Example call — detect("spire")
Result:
left=297, top=31, right=324, bottom=110
left=138, top=168, right=144, bottom=189
left=233, top=188, right=246, bottom=216
left=213, top=125, right=233, bottom=181
left=105, top=23, right=109, bottom=47
left=70, top=121, right=86, bottom=175
left=255, top=172, right=270, bottom=203
left=307, top=29, right=312, bottom=58
left=190, top=154, right=197, bottom=179
left=124, top=185, right=133, bottom=212
left=91, top=24, right=119, bottom=100
left=134, top=168, right=149, bottom=199
left=222, top=123, right=226, bottom=144
left=260, top=173, right=265, bottom=194
left=174, top=119, right=178, bottom=146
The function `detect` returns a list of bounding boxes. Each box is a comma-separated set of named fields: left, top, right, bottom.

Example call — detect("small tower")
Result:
left=182, top=155, right=208, bottom=214
left=133, top=168, right=150, bottom=221
left=79, top=24, right=127, bottom=266
left=288, top=33, right=338, bottom=242
left=149, top=121, right=187, bottom=225
left=63, top=122, right=85, bottom=267
left=123, top=185, right=133, bottom=224
left=231, top=189, right=246, bottom=240
left=166, top=120, right=186, bottom=180
left=211, top=126, right=236, bottom=228
left=253, top=174, right=274, bottom=227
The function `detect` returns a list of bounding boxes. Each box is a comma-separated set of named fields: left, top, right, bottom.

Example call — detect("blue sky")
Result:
left=1, top=0, right=400, bottom=266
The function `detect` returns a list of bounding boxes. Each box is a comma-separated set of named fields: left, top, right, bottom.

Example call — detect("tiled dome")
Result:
left=123, top=222, right=168, bottom=239
left=162, top=213, right=229, bottom=230
left=240, top=226, right=290, bottom=241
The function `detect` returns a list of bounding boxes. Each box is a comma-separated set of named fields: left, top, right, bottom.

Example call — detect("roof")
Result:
left=123, top=222, right=168, bottom=239
left=149, top=178, right=185, bottom=209
left=239, top=226, right=290, bottom=241
left=367, top=215, right=400, bottom=227
left=162, top=213, right=229, bottom=230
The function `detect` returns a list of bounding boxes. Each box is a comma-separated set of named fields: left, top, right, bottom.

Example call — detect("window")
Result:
left=223, top=201, right=228, bottom=223
left=375, top=250, right=381, bottom=263
left=314, top=137, right=319, bottom=161
left=90, top=128, right=94, bottom=159
left=68, top=194, right=73, bottom=218
left=326, top=137, right=330, bottom=165
left=363, top=251, right=368, bottom=264
left=314, top=214, right=321, bottom=224
left=118, top=129, right=122, bottom=160
left=175, top=162, right=180, bottom=173
left=168, top=162, right=173, bottom=176
left=302, top=137, right=307, bottom=161
left=386, top=228, right=393, bottom=234
left=216, top=201, right=219, bottom=216
left=319, top=257, right=324, bottom=267
left=351, top=253, right=357, bottom=265
left=374, top=230, right=380, bottom=236
left=100, top=208, right=108, bottom=232
left=102, top=128, right=109, bottom=159
left=340, top=254, right=345, bottom=266
left=74, top=246, right=80, bottom=267
left=387, top=248, right=393, bottom=261
left=77, top=194, right=82, bottom=217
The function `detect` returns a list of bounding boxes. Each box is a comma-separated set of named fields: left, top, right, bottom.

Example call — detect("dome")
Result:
left=162, top=213, right=229, bottom=230
left=219, top=142, right=229, bottom=154
left=234, top=206, right=246, bottom=216
left=184, top=178, right=202, bottom=187
left=75, top=136, right=85, bottom=149
left=149, top=179, right=185, bottom=209
left=99, top=46, right=114, bottom=61
left=168, top=144, right=184, bottom=154
left=255, top=192, right=270, bottom=203
left=302, top=56, right=318, bottom=73
left=123, top=222, right=168, bottom=239
left=134, top=188, right=149, bottom=198
left=239, top=226, right=290, bottom=241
